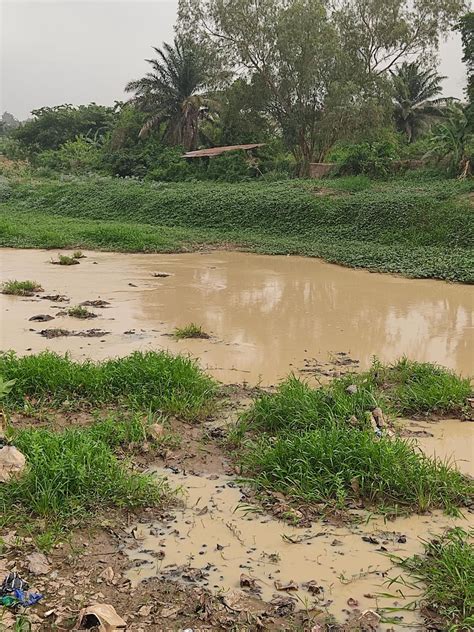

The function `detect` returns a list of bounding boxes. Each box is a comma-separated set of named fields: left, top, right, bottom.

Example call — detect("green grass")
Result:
left=0, top=350, right=217, bottom=418
left=173, top=323, right=210, bottom=339
left=52, top=253, right=79, bottom=265
left=0, top=423, right=168, bottom=522
left=236, top=359, right=473, bottom=512
left=394, top=528, right=474, bottom=630
left=0, top=175, right=472, bottom=282
left=239, top=359, right=471, bottom=437
left=67, top=304, right=95, bottom=319
left=1, top=279, right=43, bottom=296
left=241, top=428, right=473, bottom=512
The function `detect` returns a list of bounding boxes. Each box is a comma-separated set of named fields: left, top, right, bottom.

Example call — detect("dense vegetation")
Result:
left=236, top=359, right=473, bottom=512
left=1, top=174, right=472, bottom=282
left=0, top=350, right=217, bottom=418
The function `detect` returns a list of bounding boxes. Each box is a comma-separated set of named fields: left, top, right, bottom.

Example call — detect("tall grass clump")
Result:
left=0, top=426, right=167, bottom=520
left=241, top=359, right=471, bottom=437
left=1, top=280, right=43, bottom=296
left=368, top=358, right=472, bottom=416
left=241, top=428, right=473, bottom=512
left=0, top=350, right=217, bottom=418
left=394, top=528, right=474, bottom=630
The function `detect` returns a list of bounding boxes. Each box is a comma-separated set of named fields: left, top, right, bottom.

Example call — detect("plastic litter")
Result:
left=75, top=603, right=126, bottom=631
left=0, top=572, right=43, bottom=608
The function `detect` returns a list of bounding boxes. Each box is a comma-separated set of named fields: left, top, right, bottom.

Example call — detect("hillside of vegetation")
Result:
left=1, top=175, right=473, bottom=282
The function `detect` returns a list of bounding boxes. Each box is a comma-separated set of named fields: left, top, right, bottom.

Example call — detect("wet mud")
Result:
left=125, top=469, right=473, bottom=629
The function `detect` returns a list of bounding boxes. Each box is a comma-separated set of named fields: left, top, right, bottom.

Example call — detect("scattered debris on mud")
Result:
left=37, top=328, right=111, bottom=338
left=80, top=299, right=111, bottom=308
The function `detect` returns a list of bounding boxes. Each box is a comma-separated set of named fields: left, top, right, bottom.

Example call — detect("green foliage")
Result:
left=14, top=104, right=115, bottom=153
left=0, top=377, right=16, bottom=400
left=391, top=61, right=448, bottom=142
left=1, top=280, right=43, bottom=296
left=53, top=253, right=79, bottom=266
left=0, top=424, right=167, bottom=520
left=395, top=528, right=474, bottom=630
left=427, top=104, right=473, bottom=177
left=338, top=137, right=399, bottom=177
left=67, top=305, right=95, bottom=319
left=35, top=136, right=101, bottom=174
left=1, top=176, right=472, bottom=282
left=173, top=323, right=210, bottom=339
left=0, top=350, right=217, bottom=418
left=368, top=358, right=472, bottom=416
left=241, top=427, right=472, bottom=511
left=242, top=359, right=471, bottom=437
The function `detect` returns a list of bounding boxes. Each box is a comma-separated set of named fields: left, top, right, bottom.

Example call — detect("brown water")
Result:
left=1, top=248, right=472, bottom=383
left=125, top=469, right=473, bottom=628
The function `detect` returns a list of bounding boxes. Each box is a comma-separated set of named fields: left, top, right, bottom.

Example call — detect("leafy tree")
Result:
left=125, top=37, right=216, bottom=150
left=178, top=0, right=464, bottom=173
left=0, top=112, right=20, bottom=136
left=334, top=0, right=467, bottom=75
left=426, top=103, right=473, bottom=176
left=14, top=104, right=114, bottom=153
left=456, top=12, right=474, bottom=127
left=391, top=62, right=448, bottom=142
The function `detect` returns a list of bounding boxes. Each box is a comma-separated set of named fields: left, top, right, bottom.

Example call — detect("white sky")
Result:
left=0, top=0, right=468, bottom=120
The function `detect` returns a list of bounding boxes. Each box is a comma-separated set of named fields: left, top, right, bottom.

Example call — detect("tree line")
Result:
left=1, top=2, right=472, bottom=179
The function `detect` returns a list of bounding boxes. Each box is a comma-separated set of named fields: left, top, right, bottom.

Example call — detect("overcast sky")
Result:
left=0, top=0, right=467, bottom=120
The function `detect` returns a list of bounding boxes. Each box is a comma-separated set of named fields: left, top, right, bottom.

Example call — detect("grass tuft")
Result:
left=0, top=424, right=168, bottom=521
left=0, top=350, right=217, bottom=418
left=173, top=323, right=210, bottom=339
left=394, top=528, right=474, bottom=630
left=72, top=250, right=84, bottom=259
left=241, top=428, right=473, bottom=512
left=241, top=359, right=471, bottom=438
left=52, top=253, right=80, bottom=266
left=67, top=305, right=96, bottom=319
left=1, top=280, right=43, bottom=296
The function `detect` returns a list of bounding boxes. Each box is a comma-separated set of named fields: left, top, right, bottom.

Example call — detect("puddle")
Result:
left=404, top=419, right=474, bottom=477
left=125, top=469, right=473, bottom=629
left=1, top=248, right=473, bottom=384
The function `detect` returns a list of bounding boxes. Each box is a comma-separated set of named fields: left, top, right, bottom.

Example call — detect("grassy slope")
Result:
left=1, top=176, right=473, bottom=282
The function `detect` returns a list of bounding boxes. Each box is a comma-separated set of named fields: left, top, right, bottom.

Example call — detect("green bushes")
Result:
left=0, top=350, right=217, bottom=418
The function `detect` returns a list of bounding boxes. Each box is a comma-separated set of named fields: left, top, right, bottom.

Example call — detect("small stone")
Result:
left=346, top=384, right=358, bottom=395
left=27, top=552, right=50, bottom=575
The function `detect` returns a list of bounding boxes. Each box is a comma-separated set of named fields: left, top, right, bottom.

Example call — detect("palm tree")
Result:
left=125, top=38, right=213, bottom=151
left=426, top=104, right=473, bottom=177
left=391, top=62, right=449, bottom=143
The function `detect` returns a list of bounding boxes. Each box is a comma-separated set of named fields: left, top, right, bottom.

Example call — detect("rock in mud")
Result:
left=372, top=407, right=387, bottom=428
left=148, top=424, right=164, bottom=440
left=27, top=552, right=51, bottom=575
left=346, top=384, right=358, bottom=395
left=76, top=603, right=126, bottom=631
left=0, top=445, right=26, bottom=483
left=29, top=314, right=54, bottom=322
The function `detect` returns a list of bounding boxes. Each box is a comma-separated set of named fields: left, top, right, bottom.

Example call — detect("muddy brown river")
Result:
left=1, top=248, right=472, bottom=382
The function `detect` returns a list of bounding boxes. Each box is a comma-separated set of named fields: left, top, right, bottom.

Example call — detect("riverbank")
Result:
left=1, top=175, right=472, bottom=282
